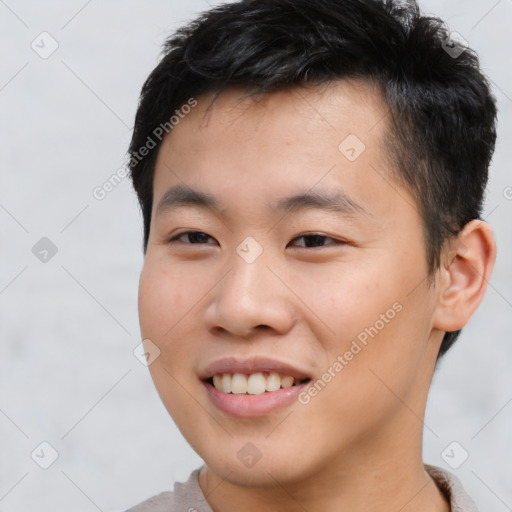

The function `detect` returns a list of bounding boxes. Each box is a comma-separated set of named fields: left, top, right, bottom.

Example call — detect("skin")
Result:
left=137, top=79, right=496, bottom=512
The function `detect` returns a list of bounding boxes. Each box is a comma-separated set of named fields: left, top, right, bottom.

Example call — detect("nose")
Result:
left=203, top=244, right=296, bottom=339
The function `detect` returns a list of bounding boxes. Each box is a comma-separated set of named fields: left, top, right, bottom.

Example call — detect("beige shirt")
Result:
left=125, top=464, right=478, bottom=511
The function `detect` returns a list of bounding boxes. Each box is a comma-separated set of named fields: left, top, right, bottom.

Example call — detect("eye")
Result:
left=289, top=233, right=340, bottom=248
left=168, top=231, right=217, bottom=245
left=167, top=231, right=344, bottom=248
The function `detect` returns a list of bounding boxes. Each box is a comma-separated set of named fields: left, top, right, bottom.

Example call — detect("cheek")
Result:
left=137, top=260, right=201, bottom=418
left=138, top=264, right=171, bottom=337
left=138, top=256, right=196, bottom=334
left=294, top=260, right=396, bottom=341
left=138, top=256, right=216, bottom=372
left=305, top=257, right=430, bottom=384
left=137, top=260, right=190, bottom=372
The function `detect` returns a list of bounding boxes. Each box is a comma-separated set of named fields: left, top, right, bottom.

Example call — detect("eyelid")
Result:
left=168, top=230, right=217, bottom=244
left=293, top=231, right=337, bottom=239
left=290, top=233, right=346, bottom=248
left=167, top=230, right=347, bottom=247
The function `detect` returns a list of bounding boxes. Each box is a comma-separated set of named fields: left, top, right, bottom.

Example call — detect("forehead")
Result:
left=151, top=79, right=414, bottom=223
left=192, top=80, right=389, bottom=148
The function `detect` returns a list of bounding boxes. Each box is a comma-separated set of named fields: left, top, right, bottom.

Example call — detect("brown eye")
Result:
left=168, top=231, right=216, bottom=244
left=290, top=233, right=339, bottom=248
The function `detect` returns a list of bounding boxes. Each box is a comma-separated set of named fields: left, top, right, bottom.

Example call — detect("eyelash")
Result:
left=167, top=231, right=344, bottom=249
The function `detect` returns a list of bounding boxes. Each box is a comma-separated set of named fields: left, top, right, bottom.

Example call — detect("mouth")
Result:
left=204, top=372, right=311, bottom=395
left=199, top=357, right=313, bottom=417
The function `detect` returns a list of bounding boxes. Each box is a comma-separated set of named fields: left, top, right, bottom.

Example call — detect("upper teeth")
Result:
left=212, top=372, right=297, bottom=395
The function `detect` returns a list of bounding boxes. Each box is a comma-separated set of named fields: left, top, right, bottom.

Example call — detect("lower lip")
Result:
left=203, top=380, right=309, bottom=418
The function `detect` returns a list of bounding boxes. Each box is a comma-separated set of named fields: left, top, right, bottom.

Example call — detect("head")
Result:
left=128, top=0, right=497, bottom=489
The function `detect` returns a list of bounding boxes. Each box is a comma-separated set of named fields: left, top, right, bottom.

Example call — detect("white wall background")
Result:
left=0, top=1, right=510, bottom=511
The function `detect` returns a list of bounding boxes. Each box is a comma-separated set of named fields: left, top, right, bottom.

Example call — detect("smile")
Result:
left=208, top=372, right=309, bottom=395
left=200, top=356, right=313, bottom=417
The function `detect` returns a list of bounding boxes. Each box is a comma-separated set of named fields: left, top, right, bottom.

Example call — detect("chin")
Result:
left=208, top=461, right=299, bottom=487
left=199, top=443, right=315, bottom=488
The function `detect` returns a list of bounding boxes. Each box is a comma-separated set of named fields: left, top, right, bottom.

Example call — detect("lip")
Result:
left=199, top=356, right=311, bottom=381
left=203, top=379, right=309, bottom=418
left=199, top=356, right=312, bottom=418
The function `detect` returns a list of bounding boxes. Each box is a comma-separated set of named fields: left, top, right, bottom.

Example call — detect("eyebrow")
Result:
left=155, top=184, right=370, bottom=219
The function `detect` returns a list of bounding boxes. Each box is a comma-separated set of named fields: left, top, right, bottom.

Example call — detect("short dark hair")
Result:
left=127, top=0, right=498, bottom=359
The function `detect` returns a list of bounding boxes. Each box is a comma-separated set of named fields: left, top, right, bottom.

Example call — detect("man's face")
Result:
left=138, top=80, right=443, bottom=485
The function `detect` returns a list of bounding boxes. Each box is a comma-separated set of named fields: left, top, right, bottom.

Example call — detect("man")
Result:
left=125, top=0, right=497, bottom=510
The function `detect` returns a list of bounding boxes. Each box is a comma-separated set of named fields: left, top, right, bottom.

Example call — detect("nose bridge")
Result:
left=205, top=236, right=294, bottom=336
left=232, top=238, right=269, bottom=305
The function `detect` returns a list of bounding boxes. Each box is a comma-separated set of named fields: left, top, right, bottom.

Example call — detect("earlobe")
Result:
left=433, top=219, right=496, bottom=332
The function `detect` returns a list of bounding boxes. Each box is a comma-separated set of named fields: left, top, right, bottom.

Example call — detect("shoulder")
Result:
left=123, top=467, right=212, bottom=512
left=124, top=490, right=174, bottom=512
left=425, top=464, right=480, bottom=512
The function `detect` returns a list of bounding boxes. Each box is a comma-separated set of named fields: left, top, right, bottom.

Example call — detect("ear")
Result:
left=433, top=219, right=496, bottom=332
